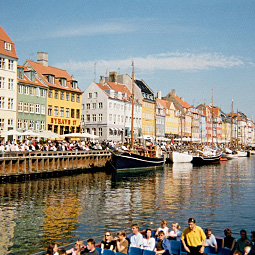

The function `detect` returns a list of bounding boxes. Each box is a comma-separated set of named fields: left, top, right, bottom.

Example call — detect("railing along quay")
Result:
left=0, top=150, right=112, bottom=181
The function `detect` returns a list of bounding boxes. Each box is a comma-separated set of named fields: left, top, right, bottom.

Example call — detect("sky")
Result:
left=2, top=0, right=255, bottom=119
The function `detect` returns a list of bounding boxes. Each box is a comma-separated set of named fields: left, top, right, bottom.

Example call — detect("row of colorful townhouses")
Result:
left=0, top=26, right=254, bottom=145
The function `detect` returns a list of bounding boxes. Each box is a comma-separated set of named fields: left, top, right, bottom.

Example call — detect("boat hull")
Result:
left=192, top=153, right=222, bottom=165
left=112, top=152, right=164, bottom=171
left=169, top=151, right=193, bottom=163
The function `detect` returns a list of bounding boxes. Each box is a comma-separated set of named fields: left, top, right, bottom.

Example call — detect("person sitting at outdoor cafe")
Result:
left=204, top=228, right=217, bottom=253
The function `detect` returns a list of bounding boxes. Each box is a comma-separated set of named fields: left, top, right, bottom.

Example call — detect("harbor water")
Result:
left=1, top=156, right=255, bottom=254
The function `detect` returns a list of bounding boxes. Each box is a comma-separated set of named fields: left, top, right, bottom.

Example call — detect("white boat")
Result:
left=169, top=151, right=193, bottom=163
left=236, top=150, right=248, bottom=157
left=222, top=148, right=238, bottom=160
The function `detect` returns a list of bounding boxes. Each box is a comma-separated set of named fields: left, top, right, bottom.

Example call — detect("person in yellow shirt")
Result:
left=181, top=218, right=206, bottom=255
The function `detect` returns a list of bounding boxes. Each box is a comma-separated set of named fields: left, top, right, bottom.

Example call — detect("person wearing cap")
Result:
left=181, top=218, right=206, bottom=255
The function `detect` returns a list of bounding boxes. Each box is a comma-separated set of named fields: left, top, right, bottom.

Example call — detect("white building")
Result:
left=0, top=26, right=18, bottom=142
left=81, top=78, right=142, bottom=142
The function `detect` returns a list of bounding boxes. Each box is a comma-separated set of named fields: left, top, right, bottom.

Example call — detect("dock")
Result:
left=0, top=150, right=112, bottom=181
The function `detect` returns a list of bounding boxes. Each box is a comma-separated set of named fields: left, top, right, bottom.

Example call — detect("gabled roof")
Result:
left=25, top=60, right=82, bottom=93
left=135, top=79, right=154, bottom=96
left=0, top=26, right=18, bottom=59
left=169, top=92, right=191, bottom=109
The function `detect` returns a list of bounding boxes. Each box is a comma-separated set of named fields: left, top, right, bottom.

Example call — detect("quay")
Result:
left=0, top=150, right=112, bottom=181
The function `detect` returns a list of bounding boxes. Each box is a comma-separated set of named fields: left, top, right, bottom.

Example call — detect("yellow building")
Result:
left=24, top=52, right=82, bottom=134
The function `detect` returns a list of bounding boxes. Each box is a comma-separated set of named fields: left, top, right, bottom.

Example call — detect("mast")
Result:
left=230, top=99, right=233, bottom=148
left=130, top=61, right=135, bottom=152
left=236, top=108, right=239, bottom=148
left=154, top=96, right=157, bottom=142
left=211, top=88, right=214, bottom=147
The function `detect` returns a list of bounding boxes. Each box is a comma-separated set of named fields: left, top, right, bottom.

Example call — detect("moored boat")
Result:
left=192, top=152, right=222, bottom=165
left=169, top=151, right=193, bottom=163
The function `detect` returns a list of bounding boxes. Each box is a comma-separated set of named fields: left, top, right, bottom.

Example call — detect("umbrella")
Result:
left=1, top=130, right=23, bottom=136
left=21, top=130, right=40, bottom=137
left=64, top=132, right=99, bottom=141
left=38, top=130, right=65, bottom=139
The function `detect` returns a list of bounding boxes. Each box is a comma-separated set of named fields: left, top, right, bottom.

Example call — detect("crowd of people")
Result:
left=44, top=218, right=255, bottom=255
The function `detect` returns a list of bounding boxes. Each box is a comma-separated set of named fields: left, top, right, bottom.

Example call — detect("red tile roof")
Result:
left=170, top=93, right=191, bottom=109
left=26, top=60, right=82, bottom=93
left=0, top=26, right=18, bottom=59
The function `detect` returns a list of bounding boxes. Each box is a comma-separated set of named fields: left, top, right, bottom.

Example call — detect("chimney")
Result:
left=180, top=97, right=184, bottom=101
left=109, top=71, right=117, bottom=83
left=37, top=52, right=48, bottom=66
left=99, top=76, right=105, bottom=84
left=171, top=89, right=176, bottom=95
left=157, top=91, right=162, bottom=99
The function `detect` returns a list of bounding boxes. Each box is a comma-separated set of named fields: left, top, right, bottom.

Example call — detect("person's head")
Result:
left=240, top=229, right=247, bottom=239
left=46, top=247, right=53, bottom=255
left=244, top=246, right=251, bottom=255
left=59, top=249, right=67, bottom=255
left=205, top=229, right=212, bottom=239
left=132, top=224, right=140, bottom=234
left=104, top=231, right=113, bottom=242
left=233, top=251, right=242, bottom=255
left=87, top=239, right=96, bottom=251
left=158, top=230, right=165, bottom=240
left=188, top=218, right=196, bottom=230
left=172, top=222, right=181, bottom=231
left=145, top=229, right=152, bottom=239
left=49, top=243, right=58, bottom=253
left=251, top=231, right=255, bottom=242
left=161, top=219, right=167, bottom=228
left=224, top=228, right=232, bottom=237
left=75, top=240, right=85, bottom=251
left=117, top=231, right=126, bottom=241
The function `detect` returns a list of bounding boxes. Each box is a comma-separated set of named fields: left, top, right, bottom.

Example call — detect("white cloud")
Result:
left=57, top=51, right=245, bottom=75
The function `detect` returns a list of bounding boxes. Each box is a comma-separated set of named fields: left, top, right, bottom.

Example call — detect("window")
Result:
left=55, top=90, right=59, bottom=99
left=86, top=114, right=90, bottom=122
left=4, top=42, right=11, bottom=51
left=99, top=128, right=102, bottom=136
left=48, top=89, right=53, bottom=98
left=71, top=109, right=75, bottom=118
left=99, top=113, right=102, bottom=122
left=48, top=75, right=55, bottom=84
left=76, top=94, right=80, bottom=103
left=40, top=89, right=46, bottom=97
left=41, top=121, right=45, bottom=130
left=76, top=109, right=80, bottom=119
left=24, top=103, right=29, bottom=112
left=0, top=119, right=4, bottom=129
left=92, top=103, right=96, bottom=109
left=0, top=77, right=5, bottom=88
left=66, top=93, right=70, bottom=101
left=92, top=128, right=96, bottom=135
left=109, top=114, right=112, bottom=122
left=109, top=102, right=112, bottom=108
left=8, top=60, right=14, bottom=70
left=35, top=87, right=40, bottom=97
left=60, top=91, right=64, bottom=100
left=0, top=57, right=5, bottom=69
left=8, top=98, right=13, bottom=110
left=24, top=86, right=29, bottom=95
left=41, top=105, right=45, bottom=115
left=88, top=93, right=92, bottom=99
left=71, top=93, right=75, bottom=102
left=8, top=79, right=14, bottom=90
left=82, top=104, right=85, bottom=110
left=24, top=120, right=28, bottom=129
left=8, top=119, right=13, bottom=126
left=60, top=107, right=64, bottom=117
left=92, top=114, right=96, bottom=122
left=94, top=92, right=98, bottom=98
left=30, top=86, right=34, bottom=96
left=54, top=106, right=58, bottom=116
left=18, top=102, right=23, bottom=112
left=29, top=120, right=34, bottom=130
left=66, top=108, right=69, bottom=118
left=48, top=105, right=52, bottom=116
left=18, top=119, right=22, bottom=129
left=29, top=103, right=34, bottom=113
left=18, top=84, right=23, bottom=94
left=35, top=104, right=40, bottom=114
left=72, top=81, right=78, bottom=89
left=61, top=78, right=67, bottom=87
left=99, top=102, right=103, bottom=108
left=35, top=121, right=39, bottom=130
left=86, top=103, right=90, bottom=109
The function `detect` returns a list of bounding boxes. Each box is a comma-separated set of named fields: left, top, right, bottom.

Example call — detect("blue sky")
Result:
left=2, top=0, right=255, bottom=118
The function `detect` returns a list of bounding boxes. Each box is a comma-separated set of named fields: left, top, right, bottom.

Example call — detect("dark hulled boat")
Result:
left=192, top=152, right=222, bottom=165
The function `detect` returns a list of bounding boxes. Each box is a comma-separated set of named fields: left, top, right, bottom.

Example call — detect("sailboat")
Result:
left=111, top=62, right=165, bottom=171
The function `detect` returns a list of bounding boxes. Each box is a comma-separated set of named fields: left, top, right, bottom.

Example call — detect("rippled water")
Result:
left=1, top=156, right=255, bottom=254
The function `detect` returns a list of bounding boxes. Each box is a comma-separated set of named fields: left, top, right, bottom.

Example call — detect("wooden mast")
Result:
left=230, top=99, right=233, bottom=148
left=130, top=61, right=135, bottom=152
left=211, top=88, right=214, bottom=147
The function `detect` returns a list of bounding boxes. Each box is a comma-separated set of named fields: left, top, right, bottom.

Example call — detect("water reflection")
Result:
left=0, top=157, right=254, bottom=254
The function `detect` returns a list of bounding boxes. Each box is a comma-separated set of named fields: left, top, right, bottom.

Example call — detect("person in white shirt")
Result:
left=130, top=224, right=143, bottom=248
left=142, top=228, right=155, bottom=251
left=156, top=219, right=169, bottom=237
left=168, top=222, right=182, bottom=241
left=205, top=228, right=218, bottom=253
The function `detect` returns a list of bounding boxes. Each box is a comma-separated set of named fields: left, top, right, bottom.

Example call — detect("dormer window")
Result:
left=48, top=75, right=55, bottom=84
left=60, top=78, right=67, bottom=87
left=71, top=80, right=78, bottom=89
left=18, top=67, right=24, bottom=79
left=25, top=70, right=36, bottom=82
left=4, top=42, right=11, bottom=51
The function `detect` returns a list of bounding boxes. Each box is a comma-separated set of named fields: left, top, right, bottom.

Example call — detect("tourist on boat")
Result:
left=168, top=222, right=182, bottom=241
left=130, top=223, right=144, bottom=248
left=204, top=228, right=217, bottom=253
left=59, top=250, right=67, bottom=255
left=248, top=231, right=255, bottom=255
left=114, top=231, right=129, bottom=254
left=154, top=230, right=171, bottom=255
left=101, top=231, right=115, bottom=250
left=46, top=247, right=54, bottom=255
left=156, top=219, right=169, bottom=237
left=141, top=228, right=156, bottom=251
left=66, top=240, right=85, bottom=255
left=181, top=218, right=206, bottom=255
left=84, top=239, right=99, bottom=255
left=223, top=228, right=236, bottom=250
left=235, top=230, right=252, bottom=254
